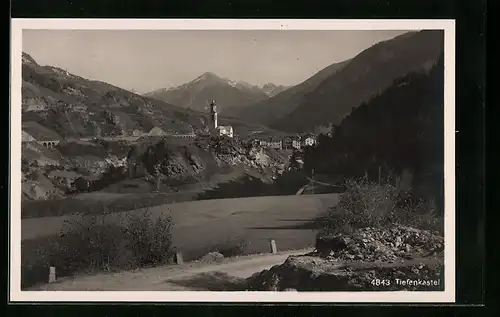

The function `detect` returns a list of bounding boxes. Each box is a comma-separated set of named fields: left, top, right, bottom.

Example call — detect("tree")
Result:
left=302, top=57, right=444, bottom=204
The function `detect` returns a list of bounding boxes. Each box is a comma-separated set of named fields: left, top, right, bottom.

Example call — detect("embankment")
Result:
left=21, top=194, right=340, bottom=288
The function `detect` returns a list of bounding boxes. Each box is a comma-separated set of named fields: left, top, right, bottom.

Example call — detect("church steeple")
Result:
left=210, top=100, right=218, bottom=130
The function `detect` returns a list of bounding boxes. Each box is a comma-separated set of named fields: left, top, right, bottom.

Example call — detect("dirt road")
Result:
left=29, top=249, right=312, bottom=291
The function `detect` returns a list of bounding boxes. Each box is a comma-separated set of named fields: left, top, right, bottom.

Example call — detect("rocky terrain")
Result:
left=21, top=138, right=130, bottom=200
left=246, top=225, right=444, bottom=291
left=22, top=134, right=291, bottom=201
left=128, top=136, right=289, bottom=186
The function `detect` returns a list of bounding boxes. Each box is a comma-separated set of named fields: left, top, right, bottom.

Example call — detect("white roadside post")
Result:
left=270, top=239, right=278, bottom=254
left=49, top=266, right=56, bottom=283
left=176, top=252, right=184, bottom=265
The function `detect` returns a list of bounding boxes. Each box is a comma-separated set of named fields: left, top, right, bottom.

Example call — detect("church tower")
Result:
left=210, top=100, right=218, bottom=130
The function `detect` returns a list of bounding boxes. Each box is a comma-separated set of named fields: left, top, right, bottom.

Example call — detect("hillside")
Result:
left=303, top=53, right=444, bottom=208
left=20, top=53, right=290, bottom=202
left=22, top=53, right=282, bottom=141
left=21, top=52, right=209, bottom=139
left=21, top=123, right=291, bottom=200
left=271, top=30, right=444, bottom=132
left=224, top=59, right=351, bottom=125
left=143, top=72, right=270, bottom=114
left=21, top=134, right=292, bottom=220
left=126, top=136, right=289, bottom=185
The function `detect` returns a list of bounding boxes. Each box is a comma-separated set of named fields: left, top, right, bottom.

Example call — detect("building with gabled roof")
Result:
left=216, top=125, right=234, bottom=138
left=302, top=134, right=317, bottom=147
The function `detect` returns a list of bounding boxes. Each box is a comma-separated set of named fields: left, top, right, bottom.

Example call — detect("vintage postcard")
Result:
left=10, top=19, right=455, bottom=303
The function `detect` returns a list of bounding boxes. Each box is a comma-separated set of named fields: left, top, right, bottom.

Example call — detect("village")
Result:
left=21, top=99, right=320, bottom=151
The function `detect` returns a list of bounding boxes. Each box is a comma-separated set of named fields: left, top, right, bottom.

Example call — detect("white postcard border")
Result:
left=10, top=18, right=456, bottom=303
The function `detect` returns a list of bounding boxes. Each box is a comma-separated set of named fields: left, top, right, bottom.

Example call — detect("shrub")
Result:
left=390, top=197, right=443, bottom=234
left=319, top=176, right=443, bottom=236
left=56, top=214, right=131, bottom=273
left=22, top=207, right=174, bottom=288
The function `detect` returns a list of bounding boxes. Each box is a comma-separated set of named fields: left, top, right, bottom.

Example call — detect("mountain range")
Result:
left=143, top=72, right=289, bottom=113
left=222, top=59, right=352, bottom=125
left=261, top=83, right=289, bottom=97
left=144, top=30, right=443, bottom=133
left=21, top=54, right=276, bottom=141
left=21, top=30, right=445, bottom=140
left=269, top=30, right=444, bottom=132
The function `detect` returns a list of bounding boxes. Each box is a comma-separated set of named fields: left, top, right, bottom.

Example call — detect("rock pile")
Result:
left=247, top=255, right=444, bottom=291
left=199, top=252, right=225, bottom=264
left=317, top=225, right=444, bottom=263
left=246, top=225, right=445, bottom=292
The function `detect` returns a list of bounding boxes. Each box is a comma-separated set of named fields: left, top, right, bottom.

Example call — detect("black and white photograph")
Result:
left=10, top=19, right=455, bottom=302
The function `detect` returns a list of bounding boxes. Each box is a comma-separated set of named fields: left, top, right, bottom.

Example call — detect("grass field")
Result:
left=22, top=194, right=340, bottom=260
left=21, top=165, right=268, bottom=219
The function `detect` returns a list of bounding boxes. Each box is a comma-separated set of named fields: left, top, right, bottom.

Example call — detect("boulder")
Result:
left=199, top=252, right=225, bottom=263
left=315, top=234, right=349, bottom=258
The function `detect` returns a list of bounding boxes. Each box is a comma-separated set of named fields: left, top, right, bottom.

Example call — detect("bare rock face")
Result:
left=133, top=136, right=285, bottom=182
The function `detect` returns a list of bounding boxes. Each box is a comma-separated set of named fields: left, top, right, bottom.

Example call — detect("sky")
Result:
left=23, top=30, right=408, bottom=94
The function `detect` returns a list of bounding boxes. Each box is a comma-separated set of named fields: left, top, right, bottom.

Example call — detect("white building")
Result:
left=292, top=139, right=302, bottom=149
left=132, top=129, right=144, bottom=137
left=258, top=139, right=283, bottom=150
left=303, top=136, right=316, bottom=147
left=216, top=125, right=234, bottom=138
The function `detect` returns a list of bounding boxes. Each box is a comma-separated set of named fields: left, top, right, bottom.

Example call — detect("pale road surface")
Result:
left=30, top=249, right=313, bottom=291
